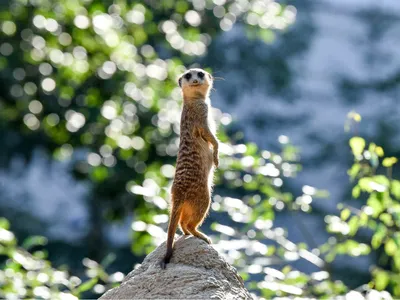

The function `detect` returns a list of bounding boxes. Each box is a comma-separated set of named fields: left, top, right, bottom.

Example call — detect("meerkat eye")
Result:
left=198, top=72, right=204, bottom=78
left=184, top=73, right=192, bottom=80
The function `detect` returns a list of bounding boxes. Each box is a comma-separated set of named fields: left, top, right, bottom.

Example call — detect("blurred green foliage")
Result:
left=0, top=0, right=296, bottom=258
left=0, top=0, right=398, bottom=299
left=324, top=134, right=400, bottom=296
left=0, top=217, right=122, bottom=299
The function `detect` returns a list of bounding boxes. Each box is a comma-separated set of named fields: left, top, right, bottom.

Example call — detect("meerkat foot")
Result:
left=204, top=236, right=212, bottom=244
left=200, top=236, right=212, bottom=244
left=191, top=230, right=211, bottom=244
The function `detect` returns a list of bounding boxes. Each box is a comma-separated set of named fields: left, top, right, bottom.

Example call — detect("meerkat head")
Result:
left=178, top=68, right=213, bottom=100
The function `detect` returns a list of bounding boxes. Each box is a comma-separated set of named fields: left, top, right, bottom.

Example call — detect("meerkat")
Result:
left=161, top=68, right=219, bottom=269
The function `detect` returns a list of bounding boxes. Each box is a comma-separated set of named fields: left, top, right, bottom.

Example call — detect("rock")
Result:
left=100, top=236, right=252, bottom=299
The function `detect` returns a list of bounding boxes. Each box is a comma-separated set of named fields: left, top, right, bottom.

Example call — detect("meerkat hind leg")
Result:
left=179, top=203, right=192, bottom=235
left=186, top=202, right=212, bottom=244
left=181, top=227, right=191, bottom=235
left=179, top=220, right=191, bottom=235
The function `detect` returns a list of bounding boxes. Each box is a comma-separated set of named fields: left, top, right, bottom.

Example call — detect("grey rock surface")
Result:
left=100, top=236, right=252, bottom=299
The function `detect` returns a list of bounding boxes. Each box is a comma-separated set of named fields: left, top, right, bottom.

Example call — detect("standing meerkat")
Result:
left=161, top=68, right=219, bottom=269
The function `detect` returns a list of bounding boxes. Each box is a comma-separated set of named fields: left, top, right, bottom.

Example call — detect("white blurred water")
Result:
left=0, top=150, right=89, bottom=242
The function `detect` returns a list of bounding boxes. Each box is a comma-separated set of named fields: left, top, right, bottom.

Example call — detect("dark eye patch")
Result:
left=198, top=72, right=204, bottom=78
left=184, top=73, right=192, bottom=80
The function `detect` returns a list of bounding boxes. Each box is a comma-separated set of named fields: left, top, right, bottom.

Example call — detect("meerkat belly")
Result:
left=173, top=140, right=212, bottom=191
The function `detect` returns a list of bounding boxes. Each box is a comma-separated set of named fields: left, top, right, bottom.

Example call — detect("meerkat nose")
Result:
left=193, top=79, right=198, bottom=84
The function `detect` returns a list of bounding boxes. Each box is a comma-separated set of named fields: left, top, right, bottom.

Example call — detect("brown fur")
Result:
left=161, top=68, right=219, bottom=269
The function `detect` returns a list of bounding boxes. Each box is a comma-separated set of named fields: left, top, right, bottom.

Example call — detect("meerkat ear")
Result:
left=178, top=76, right=182, bottom=87
left=208, top=73, right=213, bottom=80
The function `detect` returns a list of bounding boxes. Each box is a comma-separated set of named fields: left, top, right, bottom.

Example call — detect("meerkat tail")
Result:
left=161, top=202, right=183, bottom=269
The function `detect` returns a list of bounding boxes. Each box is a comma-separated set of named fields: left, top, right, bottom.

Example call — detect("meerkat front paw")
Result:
left=213, top=154, right=219, bottom=168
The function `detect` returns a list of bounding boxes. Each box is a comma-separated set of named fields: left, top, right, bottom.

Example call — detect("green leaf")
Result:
left=352, top=185, right=361, bottom=198
left=325, top=250, right=337, bottom=263
left=245, top=143, right=258, bottom=156
left=340, top=208, right=351, bottom=221
left=394, top=253, right=400, bottom=270
left=281, top=266, right=291, bottom=274
left=359, top=212, right=368, bottom=226
left=91, top=166, right=109, bottom=182
left=358, top=175, right=389, bottom=193
left=392, top=180, right=400, bottom=199
left=379, top=213, right=393, bottom=227
left=384, top=239, right=397, bottom=256
left=349, top=137, right=365, bottom=156
left=240, top=272, right=249, bottom=281
left=0, top=218, right=10, bottom=230
left=375, top=146, right=384, bottom=157
left=372, top=175, right=390, bottom=187
left=372, top=225, right=387, bottom=249
left=367, top=196, right=383, bottom=217
left=77, top=278, right=98, bottom=293
left=336, top=241, right=370, bottom=256
left=22, top=236, right=47, bottom=250
left=359, top=178, right=373, bottom=192
left=348, top=111, right=362, bottom=122
left=348, top=163, right=361, bottom=180
left=266, top=245, right=275, bottom=256
left=382, top=157, right=398, bottom=168
left=375, top=270, right=390, bottom=290
left=348, top=216, right=359, bottom=236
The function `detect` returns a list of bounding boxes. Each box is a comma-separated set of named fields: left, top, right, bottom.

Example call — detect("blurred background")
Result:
left=1, top=0, right=399, bottom=299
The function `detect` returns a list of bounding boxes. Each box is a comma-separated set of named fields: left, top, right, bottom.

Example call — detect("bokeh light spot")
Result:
left=41, top=78, right=56, bottom=92
left=74, top=15, right=90, bottom=29
left=28, top=100, right=43, bottom=114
